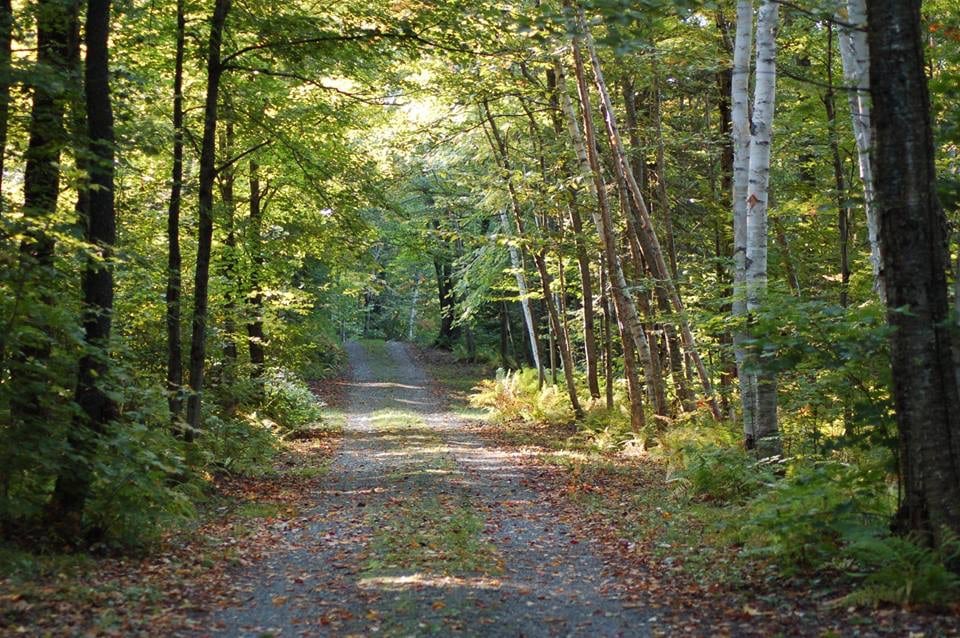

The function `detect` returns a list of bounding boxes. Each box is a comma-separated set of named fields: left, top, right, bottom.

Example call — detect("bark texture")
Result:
left=867, top=0, right=960, bottom=546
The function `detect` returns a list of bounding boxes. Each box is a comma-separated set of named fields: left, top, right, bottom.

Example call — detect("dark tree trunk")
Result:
left=823, top=23, right=852, bottom=308
left=434, top=258, right=459, bottom=349
left=867, top=0, right=960, bottom=547
left=186, top=0, right=231, bottom=438
left=0, top=0, right=12, bottom=207
left=167, top=0, right=186, bottom=425
left=48, top=0, right=117, bottom=533
left=217, top=116, right=238, bottom=406
left=246, top=160, right=266, bottom=384
left=10, top=0, right=78, bottom=429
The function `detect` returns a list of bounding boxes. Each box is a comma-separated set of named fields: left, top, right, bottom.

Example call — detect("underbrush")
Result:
left=467, top=368, right=960, bottom=610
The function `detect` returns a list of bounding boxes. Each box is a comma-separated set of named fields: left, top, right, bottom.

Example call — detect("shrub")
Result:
left=844, top=532, right=960, bottom=607
left=738, top=460, right=892, bottom=569
left=470, top=368, right=573, bottom=425
left=261, top=368, right=326, bottom=437
left=671, top=444, right=775, bottom=504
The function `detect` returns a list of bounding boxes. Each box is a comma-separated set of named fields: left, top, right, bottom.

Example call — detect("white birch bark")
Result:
left=731, top=0, right=757, bottom=445
left=407, top=279, right=420, bottom=341
left=745, top=0, right=780, bottom=455
left=501, top=209, right=543, bottom=375
left=836, top=0, right=883, bottom=300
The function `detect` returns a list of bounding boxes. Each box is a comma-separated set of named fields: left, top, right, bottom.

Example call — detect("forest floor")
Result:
left=2, top=341, right=959, bottom=636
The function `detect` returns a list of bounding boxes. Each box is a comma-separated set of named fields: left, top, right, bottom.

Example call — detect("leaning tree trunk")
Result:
left=185, top=0, right=231, bottom=439
left=745, top=0, right=781, bottom=457
left=731, top=0, right=756, bottom=444
left=48, top=0, right=118, bottom=535
left=559, top=55, right=647, bottom=432
left=577, top=10, right=722, bottom=421
left=166, top=0, right=186, bottom=425
left=838, top=0, right=883, bottom=300
left=867, top=0, right=960, bottom=548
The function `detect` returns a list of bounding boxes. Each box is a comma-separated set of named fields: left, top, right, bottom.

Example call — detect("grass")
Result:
left=364, top=495, right=502, bottom=577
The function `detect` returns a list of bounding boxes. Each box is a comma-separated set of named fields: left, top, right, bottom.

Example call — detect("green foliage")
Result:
left=261, top=368, right=327, bottom=437
left=738, top=460, right=893, bottom=570
left=85, top=421, right=197, bottom=550
left=671, top=445, right=775, bottom=504
left=844, top=531, right=960, bottom=607
left=470, top=368, right=574, bottom=425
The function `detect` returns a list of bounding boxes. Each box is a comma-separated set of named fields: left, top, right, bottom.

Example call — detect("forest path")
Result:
left=197, top=340, right=650, bottom=637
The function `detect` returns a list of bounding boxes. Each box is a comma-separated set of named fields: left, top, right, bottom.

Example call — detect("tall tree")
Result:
left=730, top=0, right=756, bottom=443
left=10, top=0, right=79, bottom=429
left=0, top=0, right=12, bottom=205
left=48, top=0, right=118, bottom=532
left=744, top=0, right=781, bottom=456
left=867, top=0, right=960, bottom=547
left=166, top=0, right=186, bottom=424
left=185, top=0, right=231, bottom=438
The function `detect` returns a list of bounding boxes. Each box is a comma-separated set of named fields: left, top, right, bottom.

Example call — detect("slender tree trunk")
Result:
left=578, top=10, right=721, bottom=421
left=167, top=0, right=186, bottom=424
left=731, top=0, right=757, bottom=444
left=600, top=258, right=614, bottom=409
left=218, top=117, right=238, bottom=374
left=48, top=0, right=117, bottom=533
left=246, top=160, right=266, bottom=384
left=838, top=0, right=883, bottom=300
left=185, top=0, right=231, bottom=439
left=0, top=0, right=12, bottom=207
left=560, top=53, right=645, bottom=431
left=824, top=22, right=852, bottom=308
left=867, top=0, right=960, bottom=548
left=745, top=0, right=781, bottom=457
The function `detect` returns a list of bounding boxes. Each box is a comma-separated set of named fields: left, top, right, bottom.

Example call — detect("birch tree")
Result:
left=731, top=0, right=756, bottom=446
left=745, top=0, right=781, bottom=456
left=837, top=0, right=883, bottom=300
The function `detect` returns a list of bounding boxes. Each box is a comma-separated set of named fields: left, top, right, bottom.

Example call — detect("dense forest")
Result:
left=1, top=0, right=959, bottom=634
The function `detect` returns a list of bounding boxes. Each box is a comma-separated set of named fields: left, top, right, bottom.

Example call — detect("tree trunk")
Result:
left=600, top=258, right=614, bottom=409
left=578, top=10, right=721, bottom=421
left=824, top=22, right=852, bottom=308
left=246, top=160, right=266, bottom=384
left=745, top=0, right=781, bottom=457
left=838, top=0, right=883, bottom=300
left=867, top=0, right=960, bottom=548
left=48, top=0, right=117, bottom=534
left=0, top=0, right=12, bottom=208
left=185, top=0, right=231, bottom=439
left=559, top=53, right=646, bottom=431
left=10, top=0, right=78, bottom=430
left=217, top=116, right=238, bottom=373
left=167, top=0, right=186, bottom=424
left=731, top=0, right=757, bottom=444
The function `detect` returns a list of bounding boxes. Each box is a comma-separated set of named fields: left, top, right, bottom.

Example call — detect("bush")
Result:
left=844, top=532, right=960, bottom=607
left=672, top=444, right=775, bottom=503
left=738, top=460, right=893, bottom=569
left=262, top=368, right=327, bottom=438
left=470, top=368, right=573, bottom=425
